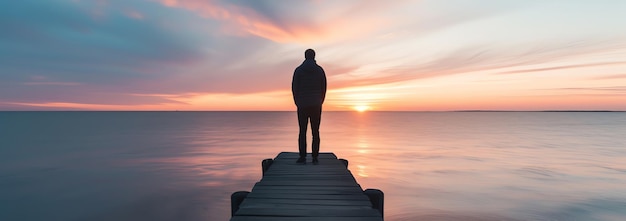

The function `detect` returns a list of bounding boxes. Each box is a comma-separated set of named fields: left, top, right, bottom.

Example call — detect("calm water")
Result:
left=1, top=111, right=625, bottom=221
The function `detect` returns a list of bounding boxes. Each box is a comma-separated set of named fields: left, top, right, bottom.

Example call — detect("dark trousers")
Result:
left=297, top=106, right=322, bottom=159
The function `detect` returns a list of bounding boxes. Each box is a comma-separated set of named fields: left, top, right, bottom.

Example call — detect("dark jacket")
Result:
left=292, top=59, right=327, bottom=107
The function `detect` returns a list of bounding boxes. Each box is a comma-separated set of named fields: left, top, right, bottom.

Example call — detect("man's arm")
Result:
left=292, top=69, right=299, bottom=106
left=321, top=67, right=327, bottom=105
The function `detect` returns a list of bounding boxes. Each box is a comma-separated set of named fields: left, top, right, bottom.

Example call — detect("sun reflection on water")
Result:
left=357, top=139, right=370, bottom=154
left=357, top=164, right=369, bottom=177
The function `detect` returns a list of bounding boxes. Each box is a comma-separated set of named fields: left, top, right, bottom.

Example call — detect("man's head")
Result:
left=305, top=49, right=315, bottom=60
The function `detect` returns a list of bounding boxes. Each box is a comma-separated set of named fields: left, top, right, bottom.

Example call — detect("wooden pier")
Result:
left=230, top=152, right=384, bottom=221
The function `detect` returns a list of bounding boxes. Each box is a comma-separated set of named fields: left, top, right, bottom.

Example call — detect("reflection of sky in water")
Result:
left=1, top=112, right=626, bottom=221
left=323, top=112, right=626, bottom=221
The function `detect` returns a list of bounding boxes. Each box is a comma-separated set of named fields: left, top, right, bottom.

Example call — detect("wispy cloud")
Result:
left=551, top=86, right=626, bottom=93
left=592, top=74, right=626, bottom=80
left=339, top=38, right=626, bottom=87
left=157, top=0, right=405, bottom=43
left=2, top=1, right=626, bottom=110
left=498, top=61, right=626, bottom=75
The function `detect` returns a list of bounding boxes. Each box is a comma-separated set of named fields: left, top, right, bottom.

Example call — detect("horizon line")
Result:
left=1, top=110, right=624, bottom=112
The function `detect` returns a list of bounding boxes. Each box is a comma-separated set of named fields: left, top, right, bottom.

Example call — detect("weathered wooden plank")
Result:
left=255, top=180, right=361, bottom=187
left=265, top=167, right=347, bottom=171
left=249, top=189, right=364, bottom=195
left=264, top=171, right=355, bottom=176
left=252, top=182, right=362, bottom=191
left=231, top=216, right=383, bottom=221
left=235, top=208, right=381, bottom=217
left=269, top=159, right=343, bottom=163
left=245, top=192, right=370, bottom=200
left=268, top=165, right=344, bottom=168
left=266, top=167, right=350, bottom=171
left=264, top=169, right=350, bottom=173
left=239, top=198, right=373, bottom=207
left=274, top=152, right=337, bottom=159
left=261, top=174, right=354, bottom=178
left=268, top=164, right=344, bottom=167
left=270, top=157, right=342, bottom=161
left=266, top=164, right=344, bottom=167
left=265, top=169, right=349, bottom=172
left=240, top=203, right=371, bottom=210
left=264, top=171, right=351, bottom=175
left=251, top=184, right=363, bottom=192
left=260, top=176, right=356, bottom=182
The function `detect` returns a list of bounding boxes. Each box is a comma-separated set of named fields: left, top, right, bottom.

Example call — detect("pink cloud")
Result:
left=592, top=74, right=626, bottom=80
left=497, top=61, right=626, bottom=75
left=157, top=0, right=393, bottom=43
left=157, top=0, right=306, bottom=42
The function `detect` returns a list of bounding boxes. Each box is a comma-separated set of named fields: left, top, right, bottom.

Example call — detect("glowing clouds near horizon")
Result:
left=326, top=84, right=398, bottom=111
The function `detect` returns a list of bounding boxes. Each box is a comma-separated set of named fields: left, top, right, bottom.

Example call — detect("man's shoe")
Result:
left=312, top=158, right=319, bottom=165
left=296, top=157, right=306, bottom=164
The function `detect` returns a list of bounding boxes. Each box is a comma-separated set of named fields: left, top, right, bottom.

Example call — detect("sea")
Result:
left=1, top=111, right=625, bottom=221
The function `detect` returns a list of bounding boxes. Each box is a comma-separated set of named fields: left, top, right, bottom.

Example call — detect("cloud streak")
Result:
left=498, top=61, right=626, bottom=75
left=592, top=74, right=626, bottom=80
left=2, top=1, right=626, bottom=110
left=157, top=0, right=406, bottom=43
left=333, top=38, right=626, bottom=88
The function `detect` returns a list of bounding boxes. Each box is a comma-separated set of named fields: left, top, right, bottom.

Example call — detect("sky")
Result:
left=1, top=0, right=626, bottom=111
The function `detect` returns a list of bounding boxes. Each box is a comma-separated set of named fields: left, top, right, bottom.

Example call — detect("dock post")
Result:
left=364, top=188, right=384, bottom=218
left=230, top=191, right=249, bottom=216
left=261, top=158, right=273, bottom=176
left=339, top=158, right=349, bottom=168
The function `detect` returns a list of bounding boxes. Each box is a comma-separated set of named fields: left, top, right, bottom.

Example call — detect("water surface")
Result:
left=1, top=111, right=625, bottom=220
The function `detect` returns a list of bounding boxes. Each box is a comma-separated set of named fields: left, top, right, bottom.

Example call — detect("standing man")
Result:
left=292, top=49, right=327, bottom=165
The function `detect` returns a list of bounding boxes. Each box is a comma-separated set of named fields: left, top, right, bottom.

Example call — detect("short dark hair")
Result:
left=305, top=49, right=315, bottom=59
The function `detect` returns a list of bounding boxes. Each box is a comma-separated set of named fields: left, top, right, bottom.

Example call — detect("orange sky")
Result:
left=2, top=1, right=626, bottom=111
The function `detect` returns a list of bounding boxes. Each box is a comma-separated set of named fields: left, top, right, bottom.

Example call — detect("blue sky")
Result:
left=1, top=0, right=625, bottom=110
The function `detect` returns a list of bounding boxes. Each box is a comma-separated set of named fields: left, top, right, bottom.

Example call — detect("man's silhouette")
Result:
left=292, top=49, right=327, bottom=165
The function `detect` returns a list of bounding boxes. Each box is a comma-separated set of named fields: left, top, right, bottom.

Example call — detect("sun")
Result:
left=353, top=105, right=370, bottom=112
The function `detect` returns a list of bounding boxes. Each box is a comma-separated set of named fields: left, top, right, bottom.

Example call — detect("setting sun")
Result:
left=354, top=105, right=370, bottom=112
